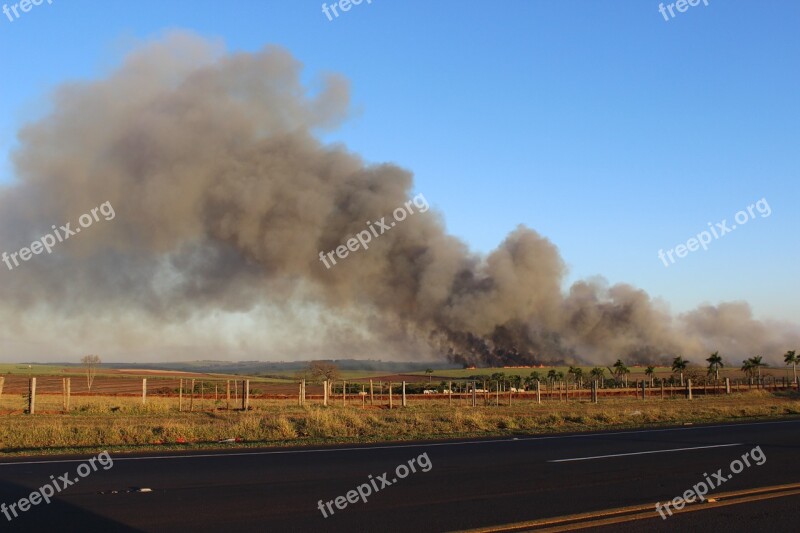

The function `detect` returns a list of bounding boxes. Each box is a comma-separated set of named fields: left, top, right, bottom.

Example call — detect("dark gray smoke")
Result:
left=1, top=33, right=797, bottom=365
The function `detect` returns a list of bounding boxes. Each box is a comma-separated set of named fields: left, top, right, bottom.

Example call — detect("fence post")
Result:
left=323, top=380, right=329, bottom=406
left=591, top=380, right=598, bottom=403
left=342, top=381, right=347, bottom=407
left=190, top=379, right=195, bottom=411
left=687, top=379, right=693, bottom=400
left=370, top=380, right=374, bottom=405
left=226, top=380, right=230, bottom=410
left=449, top=381, right=452, bottom=406
left=402, top=381, right=407, bottom=407
left=536, top=380, right=541, bottom=404
left=389, top=382, right=393, bottom=409
left=496, top=382, right=500, bottom=406
left=242, top=380, right=249, bottom=410
left=62, top=377, right=71, bottom=411
left=142, top=378, right=147, bottom=405
left=28, top=377, right=36, bottom=415
left=302, top=379, right=306, bottom=406
left=725, top=377, right=731, bottom=395
left=641, top=380, right=646, bottom=400
left=179, top=379, right=183, bottom=412
left=299, top=381, right=303, bottom=406
left=0, top=376, right=4, bottom=399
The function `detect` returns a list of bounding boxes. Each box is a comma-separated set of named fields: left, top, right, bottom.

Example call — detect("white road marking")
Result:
left=0, top=419, right=794, bottom=467
left=548, top=443, right=743, bottom=463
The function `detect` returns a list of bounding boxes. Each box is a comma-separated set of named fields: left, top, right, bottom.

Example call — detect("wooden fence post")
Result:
left=63, top=378, right=71, bottom=411
left=142, top=378, right=147, bottom=405
left=190, top=379, right=195, bottom=411
left=299, top=381, right=303, bottom=406
left=179, top=379, right=183, bottom=412
left=342, top=381, right=346, bottom=407
left=226, top=380, right=230, bottom=410
left=641, top=380, right=646, bottom=400
left=389, top=382, right=393, bottom=409
left=725, top=377, right=731, bottom=395
left=496, top=382, right=500, bottom=406
left=591, top=380, right=598, bottom=403
left=687, top=379, right=693, bottom=400
left=536, top=380, right=541, bottom=404
left=323, top=380, right=329, bottom=406
left=242, top=380, right=249, bottom=410
left=661, top=381, right=665, bottom=400
left=0, top=376, right=4, bottom=399
left=402, top=381, right=407, bottom=407
left=449, top=381, right=452, bottom=406
left=370, top=380, right=374, bottom=405
left=28, top=377, right=36, bottom=415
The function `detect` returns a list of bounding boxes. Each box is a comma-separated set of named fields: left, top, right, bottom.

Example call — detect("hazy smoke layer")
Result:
left=1, top=33, right=797, bottom=365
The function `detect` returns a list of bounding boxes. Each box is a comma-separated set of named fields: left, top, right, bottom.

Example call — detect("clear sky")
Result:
left=1, top=0, right=798, bottom=324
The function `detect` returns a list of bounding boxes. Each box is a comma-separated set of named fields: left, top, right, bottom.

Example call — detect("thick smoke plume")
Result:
left=1, top=33, right=797, bottom=365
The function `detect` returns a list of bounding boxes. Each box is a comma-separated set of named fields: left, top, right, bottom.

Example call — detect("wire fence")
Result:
left=0, top=373, right=796, bottom=414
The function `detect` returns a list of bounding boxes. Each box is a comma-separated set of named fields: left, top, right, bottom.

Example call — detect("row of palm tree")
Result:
left=464, top=350, right=798, bottom=390
left=595, top=350, right=795, bottom=387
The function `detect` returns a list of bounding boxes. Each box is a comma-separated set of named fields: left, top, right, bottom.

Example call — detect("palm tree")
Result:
left=672, top=356, right=689, bottom=386
left=567, top=366, right=583, bottom=387
left=784, top=350, right=798, bottom=384
left=749, top=356, right=766, bottom=382
left=741, top=359, right=755, bottom=382
left=706, top=352, right=724, bottom=382
left=523, top=375, right=535, bottom=390
left=547, top=369, right=558, bottom=385
left=645, top=365, right=656, bottom=386
left=425, top=368, right=434, bottom=384
left=610, top=359, right=629, bottom=386
left=590, top=367, right=605, bottom=387
left=574, top=367, right=584, bottom=388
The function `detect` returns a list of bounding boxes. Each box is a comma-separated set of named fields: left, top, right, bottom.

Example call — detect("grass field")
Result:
left=1, top=389, right=797, bottom=456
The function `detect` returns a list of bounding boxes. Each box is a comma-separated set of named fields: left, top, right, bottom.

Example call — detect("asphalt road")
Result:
left=1, top=418, right=799, bottom=532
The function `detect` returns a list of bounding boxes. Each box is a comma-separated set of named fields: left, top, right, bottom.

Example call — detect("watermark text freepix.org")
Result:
left=317, top=452, right=432, bottom=518
left=319, top=193, right=428, bottom=269
left=1, top=451, right=114, bottom=522
left=322, top=0, right=372, bottom=22
left=655, top=445, right=766, bottom=519
left=658, top=197, right=770, bottom=267
left=658, top=0, right=709, bottom=22
left=2, top=200, right=115, bottom=271
left=2, top=0, right=54, bottom=23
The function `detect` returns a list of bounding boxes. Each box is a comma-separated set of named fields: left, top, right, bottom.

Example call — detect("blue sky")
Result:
left=1, top=0, right=798, bottom=322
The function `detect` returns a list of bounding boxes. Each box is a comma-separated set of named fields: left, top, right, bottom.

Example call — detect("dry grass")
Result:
left=0, top=391, right=797, bottom=456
